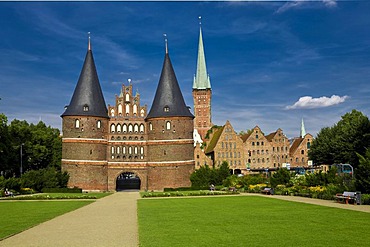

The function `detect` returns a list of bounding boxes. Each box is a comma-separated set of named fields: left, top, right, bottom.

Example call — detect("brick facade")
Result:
left=193, top=89, right=212, bottom=139
left=196, top=121, right=313, bottom=175
left=62, top=80, right=194, bottom=191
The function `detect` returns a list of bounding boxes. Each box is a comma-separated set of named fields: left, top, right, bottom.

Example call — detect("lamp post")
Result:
left=20, top=143, right=24, bottom=175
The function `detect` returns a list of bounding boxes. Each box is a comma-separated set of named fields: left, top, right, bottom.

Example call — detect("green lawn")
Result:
left=138, top=196, right=370, bottom=247
left=1, top=192, right=112, bottom=200
left=0, top=200, right=92, bottom=239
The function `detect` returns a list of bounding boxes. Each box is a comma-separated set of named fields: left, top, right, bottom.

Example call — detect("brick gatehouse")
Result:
left=61, top=37, right=194, bottom=191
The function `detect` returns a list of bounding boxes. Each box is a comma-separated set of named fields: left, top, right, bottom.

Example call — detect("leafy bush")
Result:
left=42, top=187, right=82, bottom=193
left=270, top=168, right=291, bottom=188
left=247, top=184, right=267, bottom=193
left=20, top=167, right=69, bottom=192
left=3, top=177, right=21, bottom=191
left=141, top=190, right=239, bottom=198
left=20, top=188, right=35, bottom=194
left=361, top=194, right=370, bottom=205
left=190, top=162, right=230, bottom=187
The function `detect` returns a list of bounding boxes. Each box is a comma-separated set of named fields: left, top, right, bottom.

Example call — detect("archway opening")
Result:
left=116, top=172, right=141, bottom=191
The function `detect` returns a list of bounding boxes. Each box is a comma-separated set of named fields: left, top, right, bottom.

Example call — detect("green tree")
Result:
left=356, top=150, right=370, bottom=193
left=3, top=118, right=62, bottom=176
left=309, top=110, right=370, bottom=168
left=270, top=168, right=291, bottom=188
left=0, top=114, right=13, bottom=177
left=190, top=162, right=231, bottom=188
left=21, top=167, right=69, bottom=192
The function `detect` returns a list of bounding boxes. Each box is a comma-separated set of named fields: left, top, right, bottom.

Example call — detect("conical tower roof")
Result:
left=61, top=36, right=108, bottom=118
left=146, top=41, right=193, bottom=119
left=193, top=23, right=211, bottom=89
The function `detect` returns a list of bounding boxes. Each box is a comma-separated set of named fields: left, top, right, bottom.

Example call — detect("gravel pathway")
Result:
left=0, top=192, right=140, bottom=247
left=246, top=193, right=370, bottom=213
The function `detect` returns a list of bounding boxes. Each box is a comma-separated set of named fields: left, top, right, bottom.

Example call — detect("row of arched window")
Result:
left=247, top=158, right=270, bottom=164
left=217, top=152, right=241, bottom=159
left=272, top=146, right=288, bottom=152
left=251, top=141, right=264, bottom=146
left=248, top=150, right=270, bottom=156
left=110, top=123, right=145, bottom=133
left=111, top=146, right=144, bottom=155
left=221, top=142, right=237, bottom=149
left=110, top=104, right=145, bottom=117
left=217, top=160, right=241, bottom=166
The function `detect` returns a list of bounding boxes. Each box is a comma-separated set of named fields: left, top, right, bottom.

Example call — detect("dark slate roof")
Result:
left=146, top=53, right=194, bottom=119
left=61, top=49, right=108, bottom=118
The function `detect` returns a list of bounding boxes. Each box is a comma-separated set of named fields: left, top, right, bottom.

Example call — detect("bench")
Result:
left=335, top=191, right=358, bottom=205
left=261, top=187, right=274, bottom=195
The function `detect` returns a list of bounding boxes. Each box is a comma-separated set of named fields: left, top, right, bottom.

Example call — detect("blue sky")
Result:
left=1, top=1, right=370, bottom=138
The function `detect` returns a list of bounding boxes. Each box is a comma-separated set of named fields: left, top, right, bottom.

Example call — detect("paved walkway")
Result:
left=245, top=193, right=370, bottom=213
left=0, top=192, right=140, bottom=247
left=1, top=192, right=369, bottom=247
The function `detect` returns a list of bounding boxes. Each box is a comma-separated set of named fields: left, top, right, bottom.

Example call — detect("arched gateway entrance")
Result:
left=116, top=172, right=141, bottom=191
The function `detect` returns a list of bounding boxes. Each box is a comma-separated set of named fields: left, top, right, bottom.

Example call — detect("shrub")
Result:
left=3, top=177, right=21, bottom=191
left=361, top=194, right=370, bottom=205
left=247, top=183, right=267, bottom=193
left=270, top=168, right=291, bottom=188
left=20, top=188, right=35, bottom=194
left=190, top=162, right=230, bottom=187
left=42, top=187, right=82, bottom=193
left=21, top=167, right=69, bottom=192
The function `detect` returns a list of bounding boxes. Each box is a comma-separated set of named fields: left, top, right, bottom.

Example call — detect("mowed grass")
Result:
left=138, top=196, right=370, bottom=247
left=0, top=200, right=92, bottom=239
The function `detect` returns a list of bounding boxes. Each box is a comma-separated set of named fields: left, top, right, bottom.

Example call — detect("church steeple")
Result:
left=192, top=17, right=212, bottom=140
left=62, top=34, right=108, bottom=118
left=146, top=37, right=193, bottom=119
left=300, top=118, right=306, bottom=138
left=193, top=17, right=211, bottom=90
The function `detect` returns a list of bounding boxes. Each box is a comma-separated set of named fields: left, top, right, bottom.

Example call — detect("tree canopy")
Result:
left=309, top=110, right=370, bottom=169
left=0, top=114, right=61, bottom=178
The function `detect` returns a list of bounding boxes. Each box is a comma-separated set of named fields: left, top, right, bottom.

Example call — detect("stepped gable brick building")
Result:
left=242, top=126, right=272, bottom=170
left=61, top=36, right=194, bottom=191
left=265, top=128, right=290, bottom=168
left=204, top=121, right=244, bottom=173
left=198, top=120, right=312, bottom=175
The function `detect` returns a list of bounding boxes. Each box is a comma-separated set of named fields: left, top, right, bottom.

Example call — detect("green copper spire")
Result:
left=193, top=17, right=211, bottom=89
left=300, top=118, right=306, bottom=138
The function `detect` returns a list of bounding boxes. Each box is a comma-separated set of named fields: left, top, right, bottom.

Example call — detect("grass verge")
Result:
left=138, top=195, right=370, bottom=247
left=140, top=190, right=239, bottom=198
left=1, top=192, right=112, bottom=200
left=0, top=200, right=92, bottom=239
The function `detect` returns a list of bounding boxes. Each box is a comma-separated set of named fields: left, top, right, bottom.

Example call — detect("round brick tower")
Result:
left=61, top=36, right=109, bottom=191
left=145, top=40, right=195, bottom=190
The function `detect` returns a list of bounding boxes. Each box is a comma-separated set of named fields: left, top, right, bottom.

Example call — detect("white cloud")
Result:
left=286, top=95, right=349, bottom=109
left=276, top=1, right=305, bottom=14
left=323, top=0, right=337, bottom=8
left=276, top=0, right=337, bottom=14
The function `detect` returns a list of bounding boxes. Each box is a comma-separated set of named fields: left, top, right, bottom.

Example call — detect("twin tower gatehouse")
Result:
left=61, top=36, right=195, bottom=191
